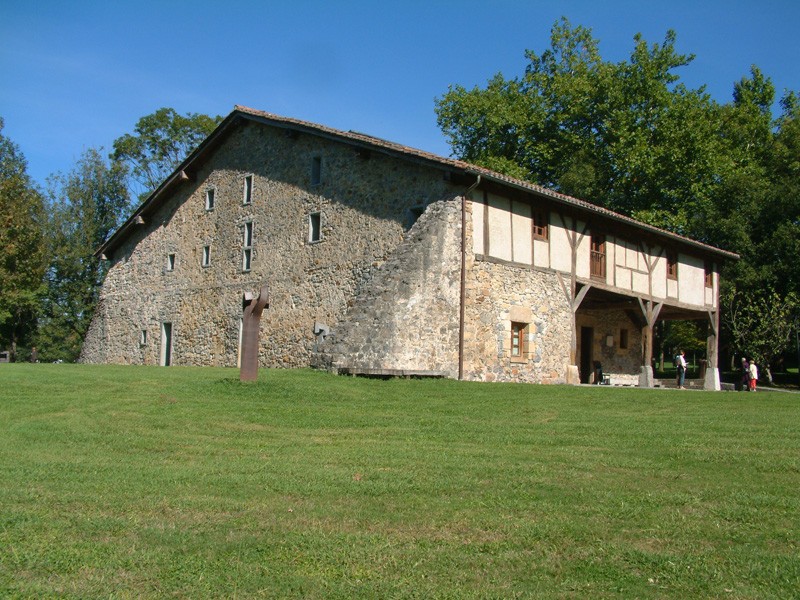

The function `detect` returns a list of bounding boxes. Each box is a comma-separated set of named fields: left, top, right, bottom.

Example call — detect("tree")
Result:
left=724, top=286, right=798, bottom=383
left=435, top=18, right=723, bottom=236
left=0, top=117, right=47, bottom=361
left=112, top=108, right=222, bottom=199
left=36, top=148, right=130, bottom=361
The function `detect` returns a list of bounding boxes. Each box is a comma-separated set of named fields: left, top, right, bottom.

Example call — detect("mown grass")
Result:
left=1, top=364, right=798, bottom=599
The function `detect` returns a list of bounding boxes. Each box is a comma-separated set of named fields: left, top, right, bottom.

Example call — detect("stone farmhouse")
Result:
left=82, top=106, right=737, bottom=388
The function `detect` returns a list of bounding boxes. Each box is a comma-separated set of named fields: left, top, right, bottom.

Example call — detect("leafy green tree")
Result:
left=112, top=107, right=222, bottom=199
left=724, top=286, right=798, bottom=383
left=0, top=118, right=47, bottom=361
left=435, top=18, right=722, bottom=235
left=36, top=148, right=130, bottom=361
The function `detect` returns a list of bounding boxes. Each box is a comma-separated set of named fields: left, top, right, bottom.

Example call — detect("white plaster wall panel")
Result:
left=487, top=194, right=512, bottom=262
left=651, top=256, right=667, bottom=298
left=632, top=271, right=649, bottom=295
left=576, top=224, right=590, bottom=279
left=667, top=278, right=679, bottom=298
left=511, top=200, right=532, bottom=265
left=533, top=239, right=549, bottom=268
left=614, top=239, right=626, bottom=266
left=616, top=267, right=632, bottom=290
left=549, top=221, right=572, bottom=273
left=471, top=199, right=485, bottom=255
left=679, top=254, right=705, bottom=306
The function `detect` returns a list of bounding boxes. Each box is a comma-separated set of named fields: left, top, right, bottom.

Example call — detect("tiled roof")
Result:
left=97, top=106, right=739, bottom=261
left=234, top=106, right=738, bottom=260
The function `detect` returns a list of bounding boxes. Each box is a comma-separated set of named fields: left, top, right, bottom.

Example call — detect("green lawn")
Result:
left=1, top=365, right=798, bottom=599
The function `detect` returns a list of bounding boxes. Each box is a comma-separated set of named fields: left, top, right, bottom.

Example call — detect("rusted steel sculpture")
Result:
left=240, top=285, right=269, bottom=381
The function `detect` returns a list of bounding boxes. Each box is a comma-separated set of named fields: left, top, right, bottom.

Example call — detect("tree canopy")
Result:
left=0, top=118, right=47, bottom=360
left=112, top=107, right=222, bottom=200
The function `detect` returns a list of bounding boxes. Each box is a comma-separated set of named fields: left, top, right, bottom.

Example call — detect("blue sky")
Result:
left=2, top=0, right=799, bottom=188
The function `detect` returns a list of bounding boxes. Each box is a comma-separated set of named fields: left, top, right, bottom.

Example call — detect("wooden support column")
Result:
left=637, top=297, right=663, bottom=387
left=555, top=212, right=589, bottom=384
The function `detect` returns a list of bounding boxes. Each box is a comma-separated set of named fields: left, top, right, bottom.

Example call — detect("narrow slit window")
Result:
left=202, top=245, right=211, bottom=267
left=242, top=222, right=253, bottom=271
left=311, top=156, right=322, bottom=186
left=308, top=212, right=321, bottom=243
left=205, top=188, right=215, bottom=211
left=243, top=175, right=252, bottom=205
left=166, top=253, right=175, bottom=271
left=139, top=329, right=147, bottom=346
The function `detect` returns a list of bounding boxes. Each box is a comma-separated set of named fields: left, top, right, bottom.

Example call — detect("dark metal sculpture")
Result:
left=240, top=285, right=269, bottom=381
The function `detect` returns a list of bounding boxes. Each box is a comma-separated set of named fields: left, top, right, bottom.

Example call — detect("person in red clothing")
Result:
left=748, top=359, right=759, bottom=392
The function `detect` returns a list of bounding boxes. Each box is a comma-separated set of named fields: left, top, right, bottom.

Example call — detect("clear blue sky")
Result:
left=2, top=0, right=799, bottom=188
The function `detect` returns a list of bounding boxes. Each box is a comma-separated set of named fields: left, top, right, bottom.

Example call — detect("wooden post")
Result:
left=240, top=285, right=269, bottom=382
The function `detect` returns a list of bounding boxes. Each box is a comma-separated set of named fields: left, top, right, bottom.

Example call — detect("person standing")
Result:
left=748, top=358, right=759, bottom=392
left=741, top=357, right=750, bottom=391
left=676, top=350, right=687, bottom=389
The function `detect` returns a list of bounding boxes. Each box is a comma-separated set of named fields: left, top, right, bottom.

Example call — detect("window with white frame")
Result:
left=308, top=212, right=321, bottom=243
left=242, top=221, right=253, bottom=271
left=205, top=188, right=215, bottom=211
left=243, top=175, right=253, bottom=205
left=202, top=245, right=211, bottom=267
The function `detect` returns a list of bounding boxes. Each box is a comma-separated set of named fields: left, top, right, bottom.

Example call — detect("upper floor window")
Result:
left=532, top=209, right=549, bottom=240
left=205, top=188, right=215, bottom=211
left=704, top=261, right=714, bottom=288
left=666, top=251, right=678, bottom=280
left=308, top=212, right=322, bottom=243
left=202, top=245, right=211, bottom=267
left=243, top=175, right=253, bottom=205
left=311, top=156, right=322, bottom=186
left=166, top=253, right=176, bottom=271
left=242, top=222, right=253, bottom=272
left=590, top=234, right=606, bottom=279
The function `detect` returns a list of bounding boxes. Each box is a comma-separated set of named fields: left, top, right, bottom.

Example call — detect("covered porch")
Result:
left=570, top=282, right=720, bottom=390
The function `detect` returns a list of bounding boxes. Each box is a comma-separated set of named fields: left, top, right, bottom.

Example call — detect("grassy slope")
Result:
left=0, top=365, right=798, bottom=599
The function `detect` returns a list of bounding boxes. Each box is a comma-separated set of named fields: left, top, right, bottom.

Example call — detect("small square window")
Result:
left=243, top=175, right=252, bottom=205
left=311, top=156, right=322, bottom=186
left=308, top=212, right=322, bottom=243
left=202, top=245, right=211, bottom=267
left=533, top=209, right=549, bottom=240
left=166, top=253, right=175, bottom=271
left=205, top=189, right=215, bottom=211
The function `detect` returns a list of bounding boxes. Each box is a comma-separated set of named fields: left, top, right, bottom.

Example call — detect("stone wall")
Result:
left=576, top=309, right=643, bottom=379
left=81, top=120, right=461, bottom=367
left=462, top=257, right=573, bottom=384
left=318, top=199, right=463, bottom=376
